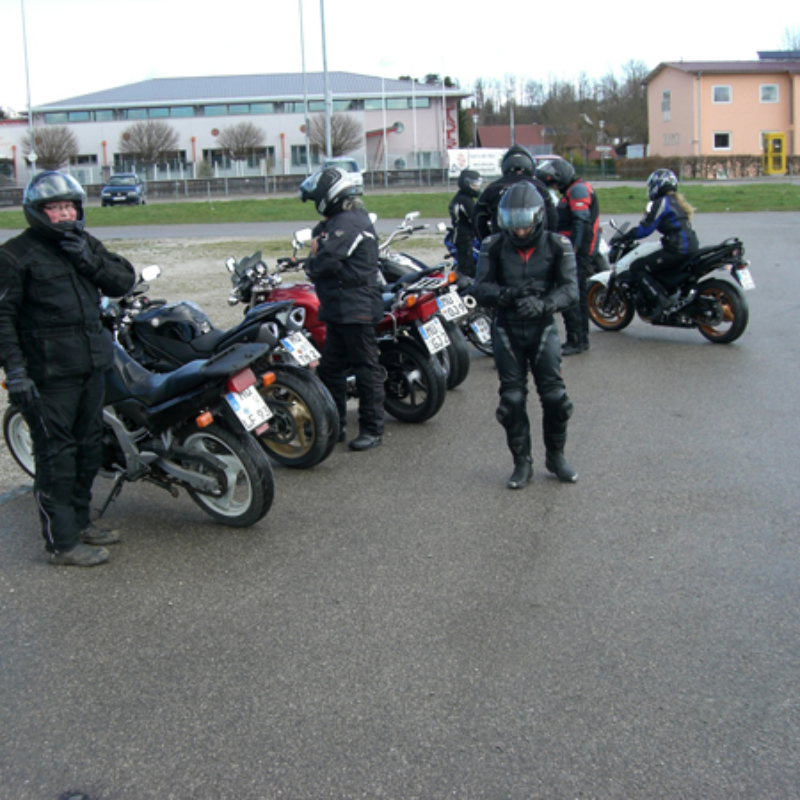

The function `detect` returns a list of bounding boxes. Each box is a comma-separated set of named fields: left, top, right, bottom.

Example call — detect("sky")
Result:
left=1, top=0, right=798, bottom=113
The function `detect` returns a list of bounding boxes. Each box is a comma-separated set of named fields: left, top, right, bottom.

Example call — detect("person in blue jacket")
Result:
left=623, top=169, right=699, bottom=320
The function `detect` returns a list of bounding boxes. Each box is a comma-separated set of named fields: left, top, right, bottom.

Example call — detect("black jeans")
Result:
left=21, top=371, right=106, bottom=553
left=317, top=323, right=385, bottom=437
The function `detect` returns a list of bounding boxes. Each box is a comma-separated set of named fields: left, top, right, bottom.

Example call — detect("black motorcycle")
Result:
left=4, top=341, right=276, bottom=527
left=587, top=220, right=755, bottom=344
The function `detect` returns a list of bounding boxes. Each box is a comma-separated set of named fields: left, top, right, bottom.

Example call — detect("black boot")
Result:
left=543, top=410, right=578, bottom=483
left=562, top=333, right=583, bottom=356
left=507, top=457, right=533, bottom=489
left=545, top=450, right=578, bottom=483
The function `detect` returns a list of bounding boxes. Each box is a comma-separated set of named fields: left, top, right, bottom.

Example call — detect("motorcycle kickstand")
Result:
left=95, top=470, right=126, bottom=519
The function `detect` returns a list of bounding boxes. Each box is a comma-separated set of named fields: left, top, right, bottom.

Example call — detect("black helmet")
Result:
left=299, top=167, right=358, bottom=216
left=457, top=169, right=482, bottom=197
left=23, top=170, right=86, bottom=241
left=501, top=145, right=535, bottom=177
left=646, top=168, right=679, bottom=200
left=535, top=159, right=575, bottom=192
left=497, top=181, right=545, bottom=247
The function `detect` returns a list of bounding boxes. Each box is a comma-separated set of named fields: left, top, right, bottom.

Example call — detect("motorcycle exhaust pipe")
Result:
left=463, top=295, right=477, bottom=310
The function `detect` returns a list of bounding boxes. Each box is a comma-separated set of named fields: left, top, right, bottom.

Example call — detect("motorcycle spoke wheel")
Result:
left=381, top=339, right=446, bottom=424
left=587, top=282, right=634, bottom=331
left=181, top=424, right=274, bottom=526
left=3, top=406, right=35, bottom=478
left=696, top=279, right=749, bottom=344
left=436, top=320, right=471, bottom=390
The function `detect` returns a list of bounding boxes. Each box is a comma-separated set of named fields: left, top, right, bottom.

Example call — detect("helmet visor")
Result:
left=498, top=203, right=543, bottom=232
left=298, top=172, right=322, bottom=200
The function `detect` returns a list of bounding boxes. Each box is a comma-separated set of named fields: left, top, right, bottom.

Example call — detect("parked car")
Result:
left=321, top=157, right=363, bottom=193
left=100, top=173, right=146, bottom=206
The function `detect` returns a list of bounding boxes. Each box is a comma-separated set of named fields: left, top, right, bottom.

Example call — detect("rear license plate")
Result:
left=419, top=317, right=450, bottom=354
left=226, top=385, right=273, bottom=431
left=735, top=267, right=755, bottom=290
left=470, top=316, right=492, bottom=343
left=437, top=290, right=468, bottom=321
left=281, top=332, right=321, bottom=366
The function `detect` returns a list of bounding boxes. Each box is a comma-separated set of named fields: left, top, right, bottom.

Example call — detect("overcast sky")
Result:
left=2, top=0, right=798, bottom=112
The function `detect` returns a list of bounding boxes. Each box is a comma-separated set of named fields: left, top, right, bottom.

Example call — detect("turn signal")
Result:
left=405, top=295, right=418, bottom=308
left=446, top=272, right=457, bottom=284
left=196, top=411, right=214, bottom=428
left=261, top=371, right=276, bottom=387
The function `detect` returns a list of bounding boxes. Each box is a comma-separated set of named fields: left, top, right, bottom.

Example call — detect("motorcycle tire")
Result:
left=3, top=405, right=35, bottom=478
left=695, top=278, right=749, bottom=344
left=257, top=365, right=339, bottom=469
left=587, top=281, right=635, bottom=331
left=436, top=319, right=471, bottom=390
left=180, top=422, right=275, bottom=527
left=462, top=308, right=494, bottom=356
left=380, top=338, right=447, bottom=424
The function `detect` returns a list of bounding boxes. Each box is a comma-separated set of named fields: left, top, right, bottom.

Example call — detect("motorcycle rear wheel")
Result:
left=588, top=282, right=635, bottom=331
left=696, top=278, right=749, bottom=344
left=257, top=366, right=338, bottom=469
left=462, top=308, right=494, bottom=356
left=3, top=405, right=35, bottom=478
left=381, top=338, right=447, bottom=423
left=436, top=319, right=471, bottom=390
left=180, top=423, right=274, bottom=527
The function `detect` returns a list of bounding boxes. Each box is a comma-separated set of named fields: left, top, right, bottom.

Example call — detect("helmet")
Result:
left=457, top=169, right=482, bottom=197
left=299, top=167, right=358, bottom=216
left=646, top=168, right=678, bottom=200
left=535, top=159, right=575, bottom=193
left=497, top=181, right=545, bottom=246
left=23, top=171, right=86, bottom=241
left=501, top=145, right=535, bottom=177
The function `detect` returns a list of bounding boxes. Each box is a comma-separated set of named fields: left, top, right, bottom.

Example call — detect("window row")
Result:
left=712, top=84, right=779, bottom=104
left=42, top=96, right=432, bottom=125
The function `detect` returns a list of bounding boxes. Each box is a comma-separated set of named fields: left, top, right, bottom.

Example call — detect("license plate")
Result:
left=735, top=267, right=756, bottom=290
left=281, top=332, right=321, bottom=366
left=113, top=196, right=126, bottom=202
left=437, top=290, right=468, bottom=321
left=470, top=316, right=492, bottom=343
left=225, top=384, right=272, bottom=431
left=419, top=317, right=450, bottom=354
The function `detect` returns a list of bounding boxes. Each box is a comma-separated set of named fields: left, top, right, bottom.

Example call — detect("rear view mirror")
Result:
left=140, top=265, right=161, bottom=282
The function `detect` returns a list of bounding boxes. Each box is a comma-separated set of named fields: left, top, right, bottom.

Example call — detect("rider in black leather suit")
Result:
left=473, top=181, right=579, bottom=490
left=448, top=169, right=482, bottom=278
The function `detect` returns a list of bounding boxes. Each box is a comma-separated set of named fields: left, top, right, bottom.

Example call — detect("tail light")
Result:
left=196, top=411, right=214, bottom=427
left=227, top=368, right=257, bottom=394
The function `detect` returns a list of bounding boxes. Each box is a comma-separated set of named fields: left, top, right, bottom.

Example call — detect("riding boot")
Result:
left=506, top=435, right=533, bottom=490
left=544, top=430, right=578, bottom=483
left=561, top=332, right=583, bottom=357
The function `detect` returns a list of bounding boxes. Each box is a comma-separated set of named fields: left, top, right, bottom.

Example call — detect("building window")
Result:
left=661, top=90, right=671, bottom=122
left=760, top=84, right=779, bottom=103
left=713, top=132, right=731, bottom=150
left=171, top=107, right=194, bottom=118
left=148, top=108, right=170, bottom=118
left=68, top=111, right=91, bottom=123
left=713, top=85, right=732, bottom=104
left=229, top=104, right=250, bottom=115
left=291, top=145, right=321, bottom=168
left=364, top=98, right=384, bottom=110
left=44, top=113, right=68, bottom=124
left=663, top=133, right=679, bottom=146
left=94, top=110, right=115, bottom=122
left=122, top=108, right=147, bottom=120
left=69, top=154, right=98, bottom=165
left=251, top=103, right=274, bottom=114
left=412, top=97, right=430, bottom=108
left=204, top=105, right=228, bottom=116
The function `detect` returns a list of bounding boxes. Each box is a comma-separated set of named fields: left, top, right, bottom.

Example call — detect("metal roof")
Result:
left=34, top=72, right=469, bottom=111
left=645, top=59, right=800, bottom=83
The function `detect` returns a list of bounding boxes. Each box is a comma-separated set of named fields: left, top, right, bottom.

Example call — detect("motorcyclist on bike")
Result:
left=448, top=169, right=482, bottom=279
left=472, top=181, right=579, bottom=490
left=473, top=144, right=557, bottom=243
left=536, top=158, right=599, bottom=356
left=621, top=168, right=699, bottom=320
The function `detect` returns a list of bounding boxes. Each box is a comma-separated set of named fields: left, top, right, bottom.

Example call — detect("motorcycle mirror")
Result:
left=436, top=222, right=447, bottom=233
left=225, top=257, right=237, bottom=273
left=293, top=228, right=314, bottom=247
left=368, top=212, right=378, bottom=225
left=404, top=212, right=420, bottom=223
left=140, top=265, right=161, bottom=282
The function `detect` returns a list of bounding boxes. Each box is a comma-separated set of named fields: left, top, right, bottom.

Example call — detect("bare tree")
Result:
left=118, top=120, right=180, bottom=164
left=308, top=113, right=363, bottom=157
left=781, top=25, right=800, bottom=49
left=598, top=60, right=649, bottom=147
left=22, top=126, right=79, bottom=169
left=217, top=122, right=266, bottom=162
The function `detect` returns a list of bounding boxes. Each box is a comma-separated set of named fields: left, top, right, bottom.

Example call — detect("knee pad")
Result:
left=496, top=388, right=526, bottom=428
left=542, top=392, right=573, bottom=423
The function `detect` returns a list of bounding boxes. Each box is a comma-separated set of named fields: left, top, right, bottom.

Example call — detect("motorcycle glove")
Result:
left=515, top=295, right=546, bottom=318
left=5, top=367, right=39, bottom=409
left=61, top=232, right=102, bottom=278
left=497, top=286, right=520, bottom=307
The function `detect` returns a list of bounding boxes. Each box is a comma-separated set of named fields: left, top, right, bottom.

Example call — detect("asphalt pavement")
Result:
left=0, top=213, right=799, bottom=799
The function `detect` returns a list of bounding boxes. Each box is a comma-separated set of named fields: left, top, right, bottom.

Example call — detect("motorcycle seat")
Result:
left=113, top=346, right=208, bottom=405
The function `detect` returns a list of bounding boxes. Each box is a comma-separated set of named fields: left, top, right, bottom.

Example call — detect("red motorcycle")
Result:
left=225, top=232, right=448, bottom=424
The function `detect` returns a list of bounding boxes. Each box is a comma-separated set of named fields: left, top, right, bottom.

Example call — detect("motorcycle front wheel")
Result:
left=587, top=281, right=635, bottom=331
left=257, top=366, right=339, bottom=469
left=695, top=278, right=749, bottom=344
left=180, top=423, right=274, bottom=527
left=3, top=405, right=35, bottom=478
left=462, top=308, right=494, bottom=356
left=436, top=319, right=471, bottom=390
left=381, top=338, right=447, bottom=423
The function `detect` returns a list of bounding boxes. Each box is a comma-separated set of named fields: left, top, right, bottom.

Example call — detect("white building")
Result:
left=1, top=72, right=470, bottom=188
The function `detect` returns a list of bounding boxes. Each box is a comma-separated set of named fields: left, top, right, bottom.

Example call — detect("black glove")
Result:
left=515, top=295, right=546, bottom=318
left=5, top=368, right=39, bottom=409
left=497, top=286, right=520, bottom=307
left=61, top=232, right=101, bottom=277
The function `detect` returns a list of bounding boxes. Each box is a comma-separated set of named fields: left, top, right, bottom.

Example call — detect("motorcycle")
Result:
left=4, top=340, right=276, bottom=527
left=226, top=235, right=448, bottom=425
left=102, top=265, right=339, bottom=470
left=587, top=220, right=755, bottom=344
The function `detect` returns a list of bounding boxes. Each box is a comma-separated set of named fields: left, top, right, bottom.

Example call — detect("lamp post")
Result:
left=320, top=0, right=332, bottom=159
left=20, top=0, right=36, bottom=178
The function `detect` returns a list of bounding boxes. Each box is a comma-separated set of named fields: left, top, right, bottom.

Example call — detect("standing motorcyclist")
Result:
left=473, top=144, right=557, bottom=242
left=299, top=167, right=385, bottom=451
left=536, top=159, right=599, bottom=356
left=448, top=169, right=482, bottom=279
left=622, top=168, right=699, bottom=319
left=0, top=171, right=136, bottom=567
left=473, top=182, right=579, bottom=490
